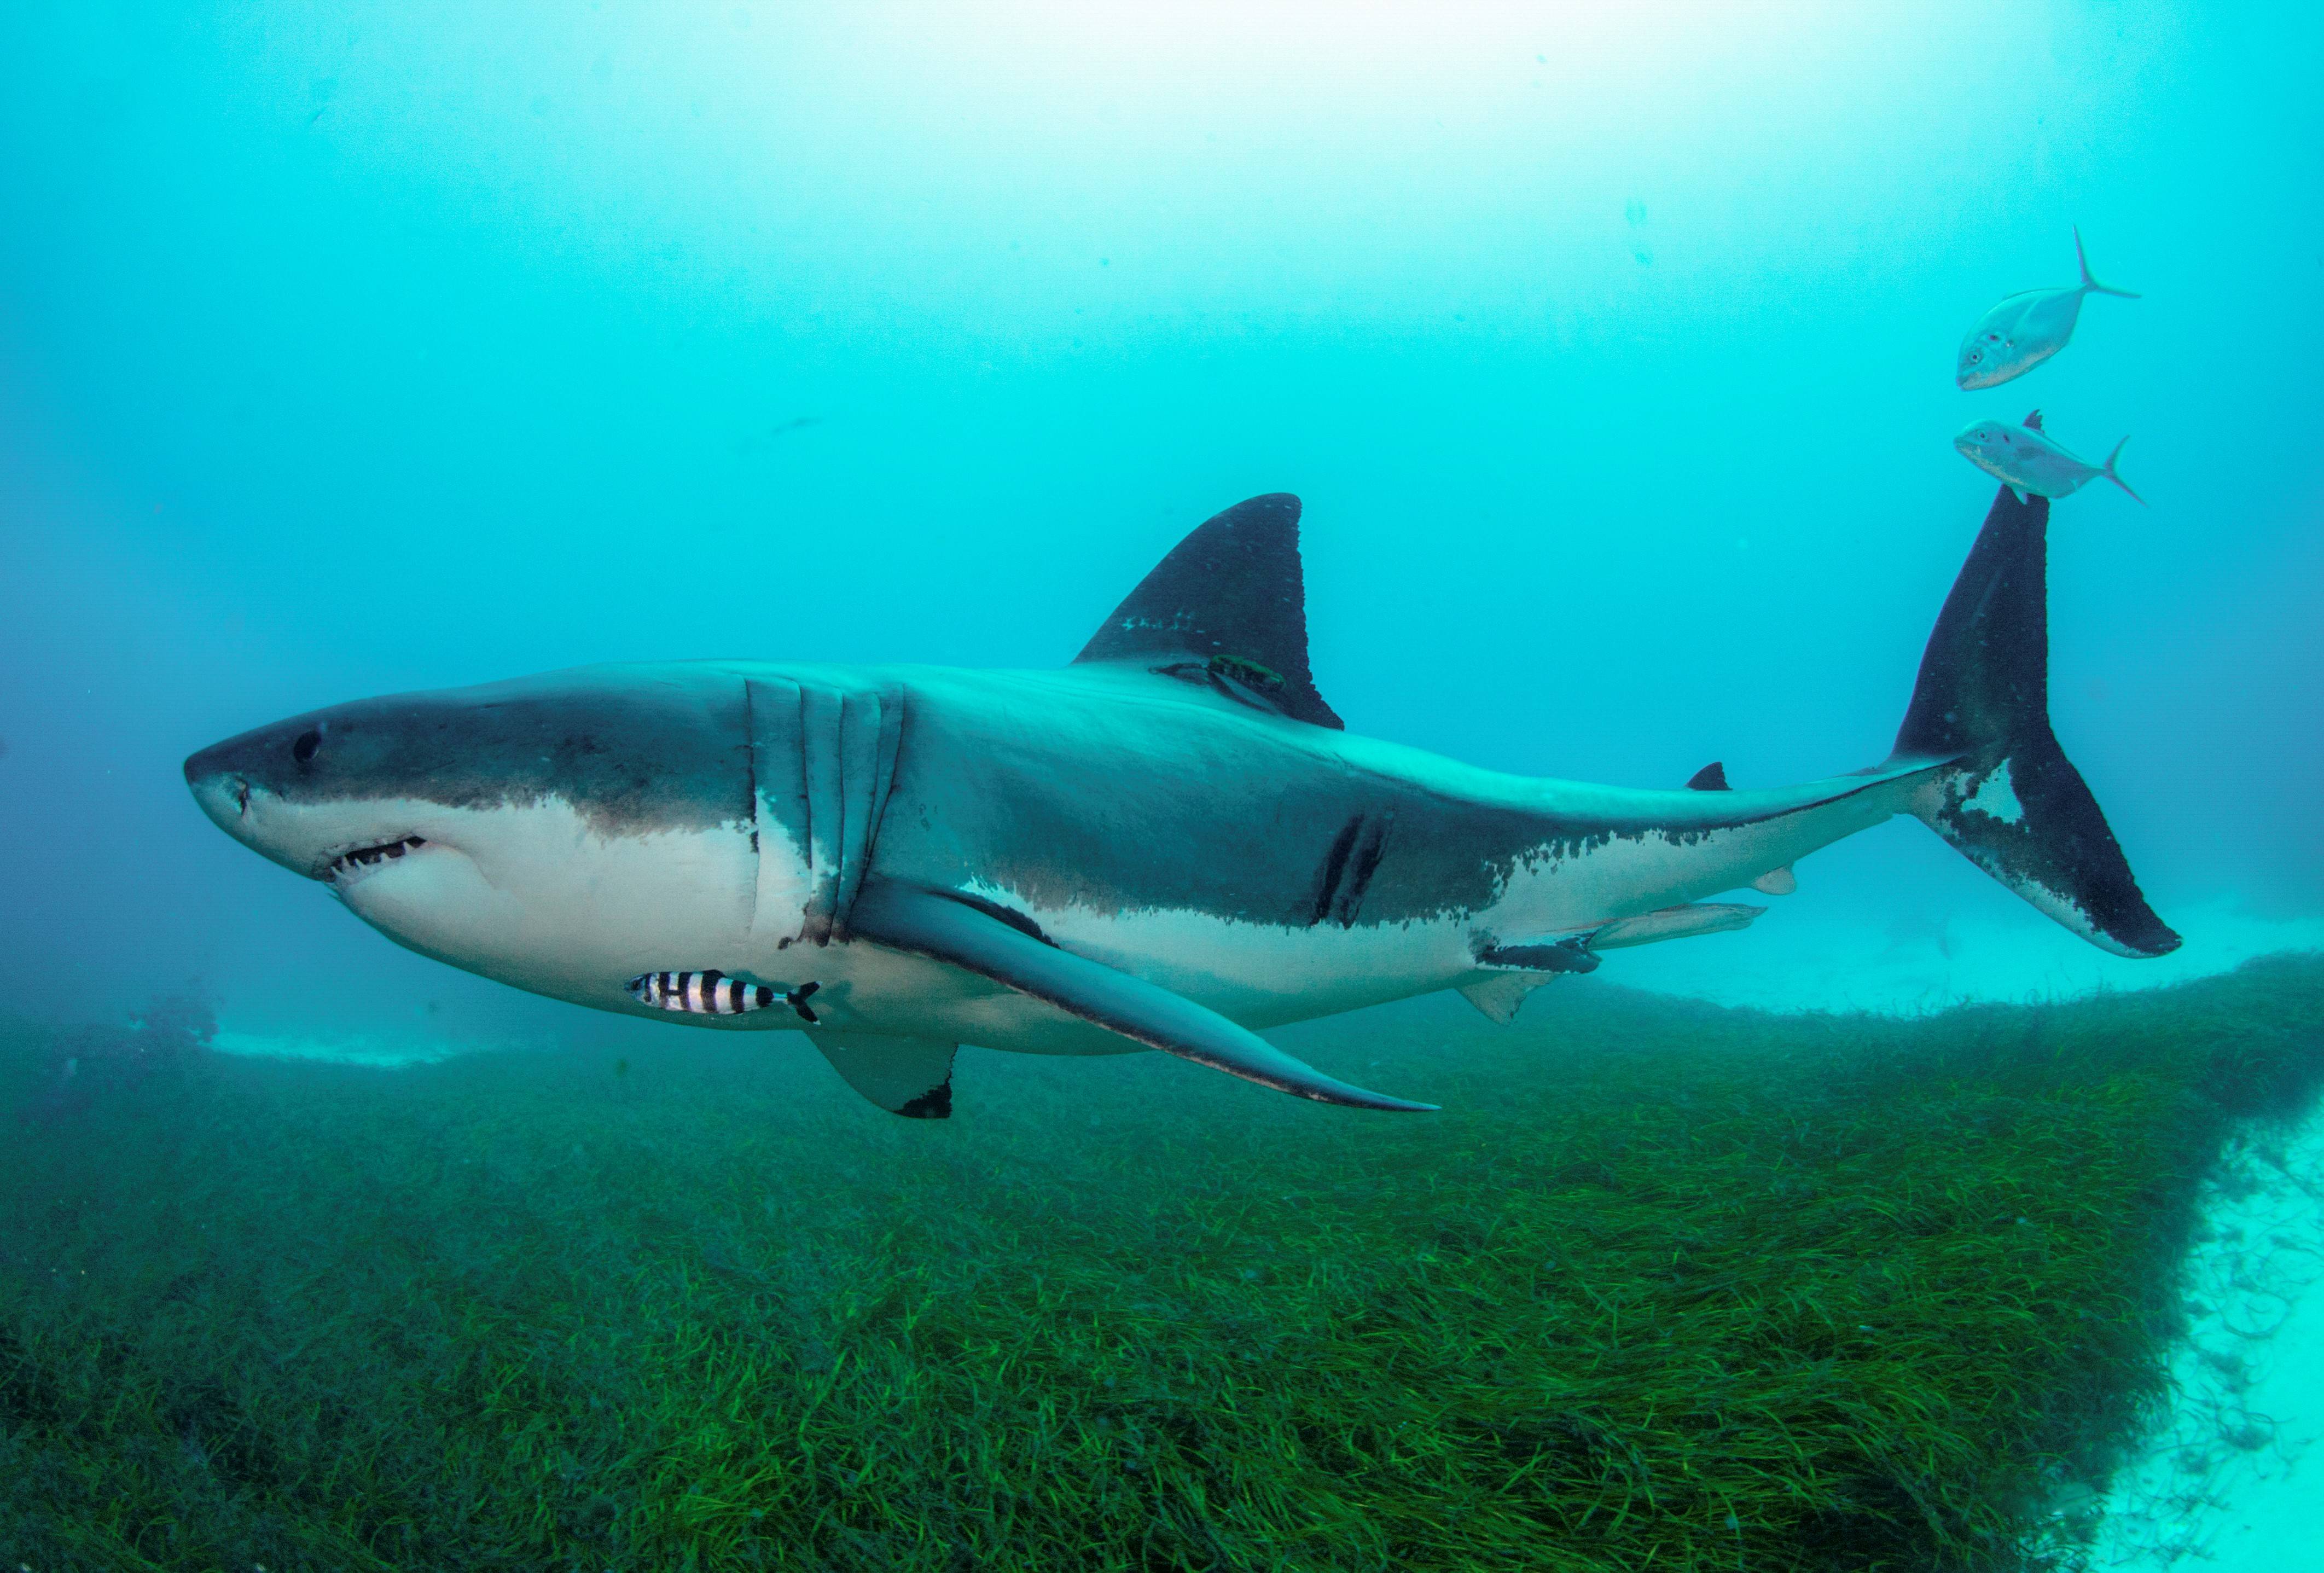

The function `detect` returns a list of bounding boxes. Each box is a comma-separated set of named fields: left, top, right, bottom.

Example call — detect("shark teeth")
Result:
left=327, top=835, right=426, bottom=881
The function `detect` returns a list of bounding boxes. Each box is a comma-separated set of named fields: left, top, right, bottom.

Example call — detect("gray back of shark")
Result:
left=1956, top=227, right=2139, bottom=390
left=185, top=490, right=2177, bottom=1118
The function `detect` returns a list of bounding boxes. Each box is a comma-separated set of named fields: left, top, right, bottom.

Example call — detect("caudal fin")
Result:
left=2101, top=436, right=2145, bottom=505
left=2075, top=225, right=2141, bottom=299
left=1891, top=485, right=2178, bottom=957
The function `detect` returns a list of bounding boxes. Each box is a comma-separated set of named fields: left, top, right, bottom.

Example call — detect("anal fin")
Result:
left=808, top=1031, right=956, bottom=1119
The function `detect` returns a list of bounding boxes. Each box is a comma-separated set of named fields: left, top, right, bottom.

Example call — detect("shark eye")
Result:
left=292, top=729, right=322, bottom=764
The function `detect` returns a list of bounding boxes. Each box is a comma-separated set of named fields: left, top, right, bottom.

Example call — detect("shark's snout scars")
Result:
left=185, top=487, right=2176, bottom=1117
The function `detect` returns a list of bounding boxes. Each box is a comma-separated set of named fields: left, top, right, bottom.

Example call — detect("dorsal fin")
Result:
left=1686, top=761, right=1730, bottom=791
left=2023, top=409, right=2044, bottom=431
left=1073, top=494, right=1343, bottom=729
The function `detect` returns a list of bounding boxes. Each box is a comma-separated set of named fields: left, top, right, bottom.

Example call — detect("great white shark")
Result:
left=185, top=487, right=2178, bottom=1117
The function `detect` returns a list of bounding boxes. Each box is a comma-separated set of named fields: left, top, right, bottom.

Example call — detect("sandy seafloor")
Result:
left=2078, top=1110, right=2324, bottom=1571
left=208, top=898, right=2324, bottom=1570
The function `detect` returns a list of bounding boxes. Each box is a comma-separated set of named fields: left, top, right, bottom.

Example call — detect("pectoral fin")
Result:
left=849, top=881, right=1435, bottom=1112
left=808, top=1031, right=955, bottom=1119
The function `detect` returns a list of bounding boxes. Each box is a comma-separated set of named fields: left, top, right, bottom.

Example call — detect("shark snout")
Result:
left=182, top=712, right=324, bottom=840
left=184, top=718, right=450, bottom=884
left=184, top=745, right=251, bottom=827
left=184, top=732, right=303, bottom=866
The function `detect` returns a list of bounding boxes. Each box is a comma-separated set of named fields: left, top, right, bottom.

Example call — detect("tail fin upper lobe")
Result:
left=1893, top=486, right=2178, bottom=957
left=2073, top=225, right=2141, bottom=299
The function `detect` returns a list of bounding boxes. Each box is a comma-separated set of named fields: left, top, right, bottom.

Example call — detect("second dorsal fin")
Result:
left=1073, top=494, right=1343, bottom=729
left=1686, top=761, right=1731, bottom=791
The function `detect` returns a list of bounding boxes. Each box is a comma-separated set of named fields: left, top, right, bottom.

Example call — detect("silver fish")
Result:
left=1956, top=227, right=2139, bottom=390
left=1954, top=409, right=2141, bottom=503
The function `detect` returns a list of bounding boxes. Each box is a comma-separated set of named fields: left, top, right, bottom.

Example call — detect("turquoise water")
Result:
left=4, top=4, right=2322, bottom=1566
left=2, top=2, right=2319, bottom=1037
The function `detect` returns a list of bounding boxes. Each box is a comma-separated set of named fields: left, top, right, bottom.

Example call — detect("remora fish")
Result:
left=185, top=488, right=2178, bottom=1118
left=1955, top=408, right=2141, bottom=503
left=1956, top=225, right=2139, bottom=390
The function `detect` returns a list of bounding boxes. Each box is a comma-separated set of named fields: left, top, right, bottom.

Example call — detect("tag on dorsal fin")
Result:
left=1686, top=761, right=1730, bottom=791
left=2023, top=409, right=2044, bottom=431
left=1072, top=494, right=1343, bottom=729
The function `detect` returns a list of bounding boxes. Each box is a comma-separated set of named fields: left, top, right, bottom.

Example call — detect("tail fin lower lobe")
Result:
left=1893, top=486, right=2178, bottom=957
left=2101, top=437, right=2145, bottom=505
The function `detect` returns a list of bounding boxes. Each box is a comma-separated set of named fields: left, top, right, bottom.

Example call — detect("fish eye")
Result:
left=292, top=729, right=321, bottom=764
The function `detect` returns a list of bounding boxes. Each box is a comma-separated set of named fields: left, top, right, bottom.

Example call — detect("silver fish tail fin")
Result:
left=2101, top=436, right=2145, bottom=505
left=1890, top=485, right=2177, bottom=957
left=2073, top=224, right=2141, bottom=298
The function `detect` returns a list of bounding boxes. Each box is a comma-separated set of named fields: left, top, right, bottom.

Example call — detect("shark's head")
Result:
left=184, top=665, right=770, bottom=1010
left=185, top=693, right=475, bottom=886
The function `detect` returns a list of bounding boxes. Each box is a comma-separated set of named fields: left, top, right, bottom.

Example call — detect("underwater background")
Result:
left=4, top=3, right=2322, bottom=1568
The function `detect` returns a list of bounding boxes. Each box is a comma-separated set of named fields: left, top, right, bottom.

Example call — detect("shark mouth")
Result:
left=324, top=835, right=427, bottom=883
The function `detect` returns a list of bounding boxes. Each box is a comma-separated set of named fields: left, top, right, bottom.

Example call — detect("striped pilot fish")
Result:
left=626, top=970, right=822, bottom=1022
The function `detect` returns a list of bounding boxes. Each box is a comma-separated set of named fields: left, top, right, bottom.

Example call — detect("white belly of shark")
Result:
left=321, top=800, right=1193, bottom=1049
left=328, top=799, right=774, bottom=1011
